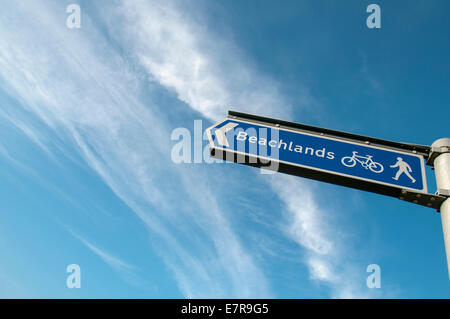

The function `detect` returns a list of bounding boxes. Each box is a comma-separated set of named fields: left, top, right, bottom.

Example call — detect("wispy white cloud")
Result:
left=112, top=0, right=377, bottom=297
left=0, top=0, right=385, bottom=298
left=69, top=230, right=142, bottom=287
left=113, top=0, right=291, bottom=122
left=71, top=231, right=136, bottom=272
left=269, top=174, right=381, bottom=298
left=0, top=0, right=270, bottom=298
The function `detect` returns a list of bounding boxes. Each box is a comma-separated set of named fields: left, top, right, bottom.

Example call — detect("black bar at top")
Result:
left=228, top=110, right=431, bottom=159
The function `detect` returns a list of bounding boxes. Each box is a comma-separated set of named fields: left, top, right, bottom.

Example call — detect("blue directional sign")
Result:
left=207, top=118, right=427, bottom=193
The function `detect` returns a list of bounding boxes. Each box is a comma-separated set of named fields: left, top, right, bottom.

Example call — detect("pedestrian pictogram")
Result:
left=391, top=157, right=416, bottom=183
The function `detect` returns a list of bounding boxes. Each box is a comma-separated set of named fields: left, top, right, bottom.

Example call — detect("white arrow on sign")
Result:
left=214, top=122, right=239, bottom=147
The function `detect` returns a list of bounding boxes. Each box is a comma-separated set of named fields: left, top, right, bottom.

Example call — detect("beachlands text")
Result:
left=234, top=130, right=335, bottom=161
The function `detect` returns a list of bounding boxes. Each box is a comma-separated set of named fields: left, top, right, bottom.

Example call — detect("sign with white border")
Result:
left=207, top=118, right=427, bottom=193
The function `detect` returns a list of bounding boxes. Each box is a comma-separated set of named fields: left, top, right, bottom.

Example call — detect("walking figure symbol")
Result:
left=390, top=157, right=415, bottom=183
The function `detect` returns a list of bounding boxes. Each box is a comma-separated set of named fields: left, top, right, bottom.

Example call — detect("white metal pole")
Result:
left=432, top=138, right=450, bottom=280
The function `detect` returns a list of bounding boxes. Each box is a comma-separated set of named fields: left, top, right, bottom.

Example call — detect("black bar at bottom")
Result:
left=1, top=299, right=449, bottom=316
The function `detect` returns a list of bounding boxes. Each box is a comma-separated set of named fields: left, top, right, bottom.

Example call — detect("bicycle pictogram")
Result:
left=341, top=151, right=384, bottom=173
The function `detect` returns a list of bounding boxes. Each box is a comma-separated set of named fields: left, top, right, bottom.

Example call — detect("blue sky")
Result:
left=0, top=0, right=449, bottom=298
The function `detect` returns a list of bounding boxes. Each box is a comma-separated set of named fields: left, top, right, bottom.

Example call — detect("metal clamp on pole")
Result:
left=427, top=141, right=450, bottom=166
left=398, top=189, right=447, bottom=210
left=429, top=138, right=450, bottom=280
